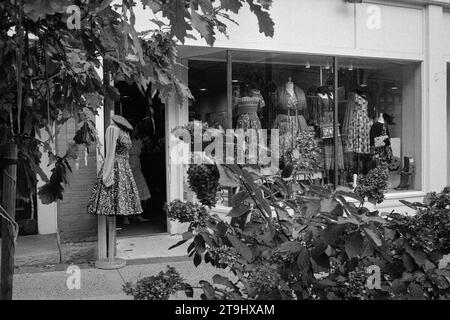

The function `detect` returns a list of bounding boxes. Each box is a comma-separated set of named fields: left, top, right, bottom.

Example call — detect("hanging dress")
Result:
left=273, top=88, right=308, bottom=156
left=235, top=89, right=265, bottom=130
left=129, top=138, right=151, bottom=201
left=88, top=124, right=143, bottom=216
left=346, top=94, right=371, bottom=155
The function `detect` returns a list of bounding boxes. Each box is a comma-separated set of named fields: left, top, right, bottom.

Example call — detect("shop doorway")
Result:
left=113, top=82, right=167, bottom=236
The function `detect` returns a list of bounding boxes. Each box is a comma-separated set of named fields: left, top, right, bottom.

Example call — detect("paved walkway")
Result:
left=13, top=258, right=229, bottom=300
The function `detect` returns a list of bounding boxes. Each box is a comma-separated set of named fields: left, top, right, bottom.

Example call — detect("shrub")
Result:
left=123, top=266, right=185, bottom=300
left=354, top=163, right=389, bottom=204
left=127, top=163, right=450, bottom=300
left=166, top=199, right=208, bottom=228
left=187, top=164, right=220, bottom=208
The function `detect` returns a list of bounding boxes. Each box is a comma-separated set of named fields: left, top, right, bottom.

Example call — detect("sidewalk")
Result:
left=13, top=257, right=228, bottom=300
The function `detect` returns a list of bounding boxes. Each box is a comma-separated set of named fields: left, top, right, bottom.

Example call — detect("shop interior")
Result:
left=184, top=48, right=422, bottom=200
left=113, top=81, right=167, bottom=236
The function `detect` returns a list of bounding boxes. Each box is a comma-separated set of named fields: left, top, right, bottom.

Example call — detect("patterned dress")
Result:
left=346, top=95, right=371, bottom=154
left=273, top=91, right=308, bottom=156
left=88, top=125, right=143, bottom=216
left=235, top=90, right=265, bottom=130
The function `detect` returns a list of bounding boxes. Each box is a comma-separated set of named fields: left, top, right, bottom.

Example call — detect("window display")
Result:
left=187, top=50, right=421, bottom=203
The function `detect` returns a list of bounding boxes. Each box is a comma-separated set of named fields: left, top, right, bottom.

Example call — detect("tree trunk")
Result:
left=0, top=142, right=18, bottom=300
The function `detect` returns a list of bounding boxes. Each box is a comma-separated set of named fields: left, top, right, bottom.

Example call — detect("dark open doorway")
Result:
left=114, top=82, right=167, bottom=236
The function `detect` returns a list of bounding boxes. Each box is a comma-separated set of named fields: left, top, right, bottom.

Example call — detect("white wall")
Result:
left=182, top=0, right=423, bottom=60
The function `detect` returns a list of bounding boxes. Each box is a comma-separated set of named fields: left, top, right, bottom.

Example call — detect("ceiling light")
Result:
left=391, top=86, right=399, bottom=90
left=199, top=88, right=208, bottom=91
left=305, top=62, right=311, bottom=69
left=232, top=80, right=239, bottom=83
left=324, top=63, right=330, bottom=70
left=348, top=64, right=354, bottom=71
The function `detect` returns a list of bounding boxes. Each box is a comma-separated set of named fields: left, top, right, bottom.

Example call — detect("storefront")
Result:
left=30, top=0, right=450, bottom=254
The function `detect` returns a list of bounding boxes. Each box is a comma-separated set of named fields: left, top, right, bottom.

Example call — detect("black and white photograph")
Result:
left=0, top=0, right=449, bottom=312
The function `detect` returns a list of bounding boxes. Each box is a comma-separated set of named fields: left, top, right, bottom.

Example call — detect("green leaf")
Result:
left=169, top=239, right=188, bottom=250
left=408, top=283, right=425, bottom=300
left=296, top=247, right=310, bottom=272
left=363, top=227, right=383, bottom=247
left=217, top=165, right=241, bottom=188
left=212, top=274, right=235, bottom=289
left=279, top=241, right=302, bottom=253
left=246, top=0, right=274, bottom=37
left=194, top=253, right=202, bottom=267
left=199, top=280, right=215, bottom=300
left=220, top=0, right=243, bottom=13
left=345, top=232, right=364, bottom=259
left=402, top=253, right=416, bottom=272
left=184, top=284, right=194, bottom=298
left=163, top=0, right=192, bottom=43
left=227, top=205, right=250, bottom=218
left=226, top=233, right=253, bottom=262
left=182, top=231, right=195, bottom=240
left=191, top=9, right=215, bottom=46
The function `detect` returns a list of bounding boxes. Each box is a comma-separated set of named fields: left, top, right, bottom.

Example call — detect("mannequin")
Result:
left=88, top=115, right=143, bottom=269
left=346, top=91, right=372, bottom=175
left=235, top=84, right=265, bottom=130
left=273, top=77, right=308, bottom=156
left=370, top=112, right=392, bottom=164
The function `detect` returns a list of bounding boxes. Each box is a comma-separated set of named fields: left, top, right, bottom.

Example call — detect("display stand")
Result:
left=95, top=216, right=126, bottom=270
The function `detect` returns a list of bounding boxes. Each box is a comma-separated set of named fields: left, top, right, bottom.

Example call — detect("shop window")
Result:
left=185, top=49, right=422, bottom=207
left=336, top=61, right=422, bottom=192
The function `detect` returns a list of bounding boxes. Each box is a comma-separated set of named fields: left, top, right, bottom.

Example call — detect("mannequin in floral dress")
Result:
left=273, top=78, right=308, bottom=157
left=88, top=115, right=142, bottom=217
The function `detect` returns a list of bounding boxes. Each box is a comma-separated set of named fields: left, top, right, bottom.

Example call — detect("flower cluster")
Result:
left=123, top=266, right=185, bottom=300
left=354, top=163, right=389, bottom=204
left=206, top=245, right=239, bottom=269
left=166, top=199, right=208, bottom=227
left=187, top=164, right=220, bottom=208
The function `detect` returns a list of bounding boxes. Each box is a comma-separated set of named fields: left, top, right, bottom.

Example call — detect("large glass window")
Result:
left=184, top=48, right=422, bottom=205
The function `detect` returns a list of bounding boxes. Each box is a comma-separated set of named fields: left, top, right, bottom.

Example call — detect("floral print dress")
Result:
left=235, top=90, right=265, bottom=130
left=273, top=91, right=308, bottom=156
left=88, top=125, right=143, bottom=216
left=346, top=95, right=371, bottom=154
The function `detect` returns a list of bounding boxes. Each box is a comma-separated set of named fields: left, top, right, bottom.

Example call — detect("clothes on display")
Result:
left=306, top=86, right=345, bottom=171
left=273, top=80, right=308, bottom=156
left=370, top=115, right=392, bottom=164
left=88, top=118, right=143, bottom=216
left=129, top=138, right=151, bottom=201
left=235, top=89, right=265, bottom=130
left=345, top=92, right=372, bottom=155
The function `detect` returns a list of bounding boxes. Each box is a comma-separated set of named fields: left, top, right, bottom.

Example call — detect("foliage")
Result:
left=354, top=163, right=389, bottom=204
left=283, top=127, right=323, bottom=178
left=123, top=266, right=185, bottom=300
left=187, top=164, right=220, bottom=208
left=166, top=199, right=208, bottom=228
left=142, top=164, right=450, bottom=300
left=393, top=187, right=450, bottom=253
left=0, top=0, right=274, bottom=206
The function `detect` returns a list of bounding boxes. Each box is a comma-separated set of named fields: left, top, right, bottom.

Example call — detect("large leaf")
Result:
left=227, top=205, right=250, bottom=218
left=363, top=227, right=383, bottom=247
left=296, top=247, right=310, bottom=272
left=227, top=233, right=253, bottom=262
left=220, top=0, right=243, bottom=13
left=212, top=274, right=235, bottom=290
left=191, top=8, right=215, bottom=46
left=246, top=0, right=275, bottom=37
left=345, top=232, right=364, bottom=259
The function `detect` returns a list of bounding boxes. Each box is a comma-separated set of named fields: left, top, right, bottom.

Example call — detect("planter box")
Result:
left=167, top=219, right=189, bottom=235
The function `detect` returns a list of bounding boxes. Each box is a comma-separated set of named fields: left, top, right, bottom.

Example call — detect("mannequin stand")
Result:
left=95, top=216, right=126, bottom=270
